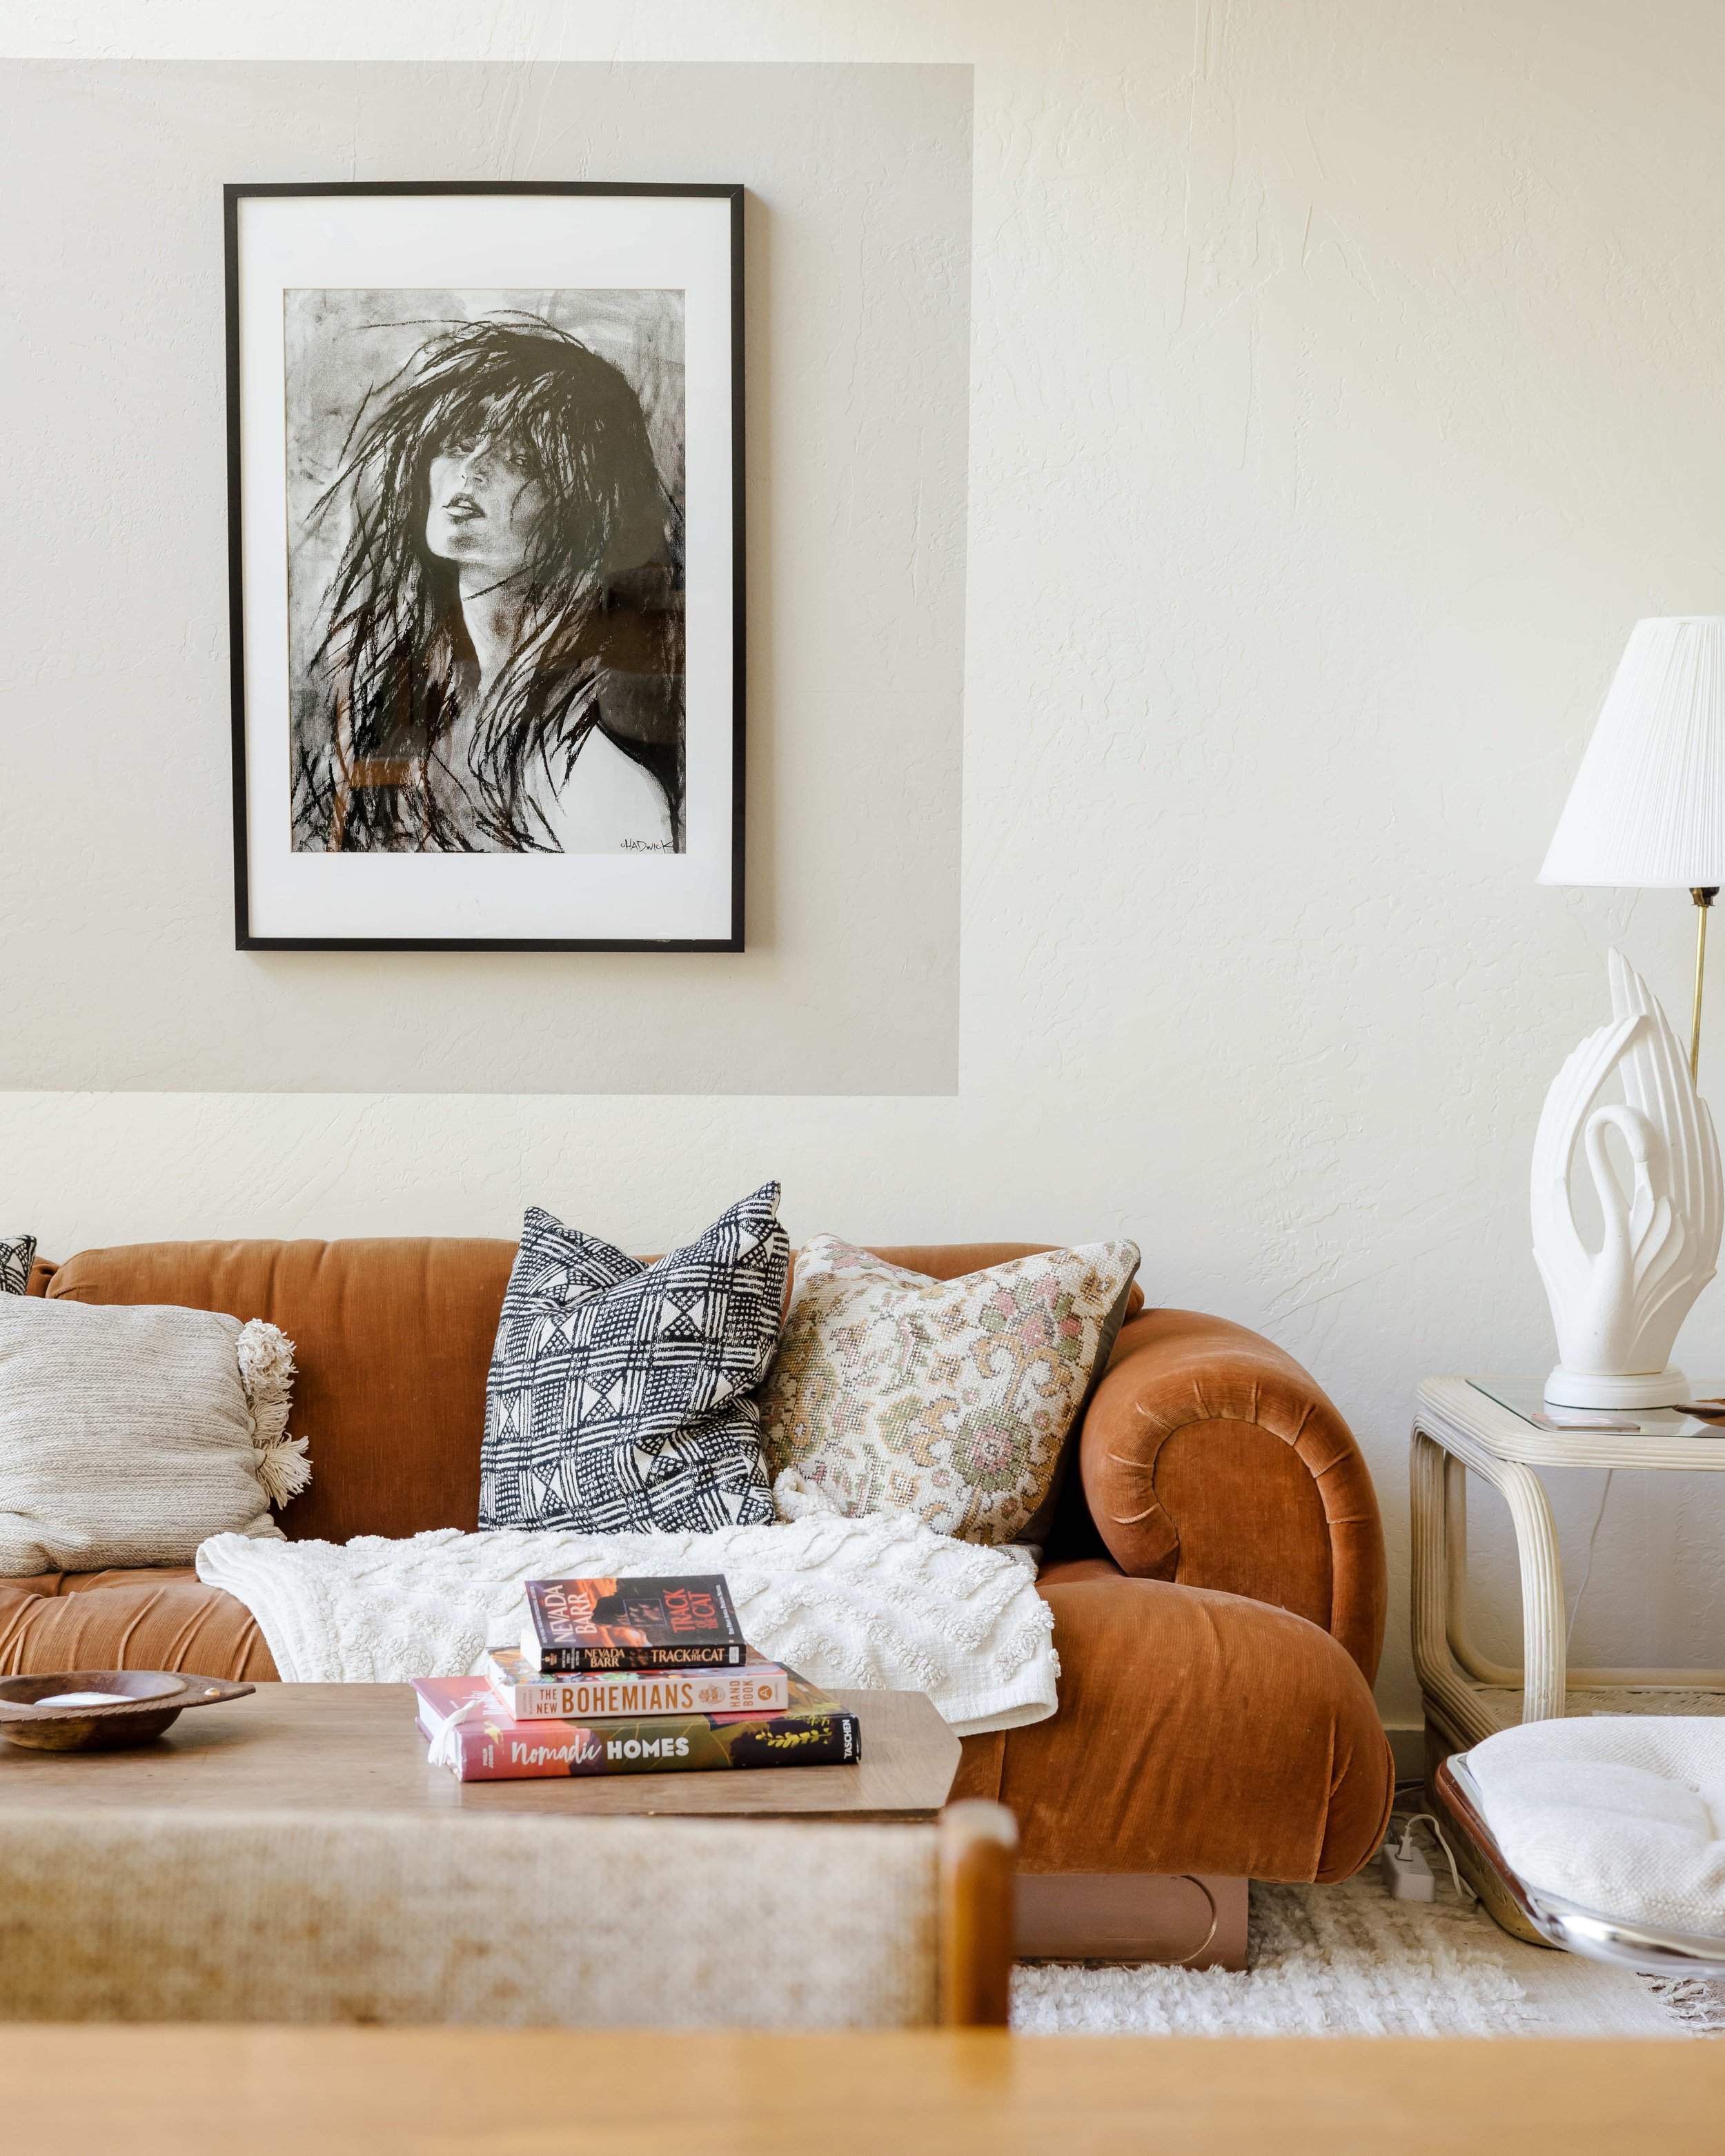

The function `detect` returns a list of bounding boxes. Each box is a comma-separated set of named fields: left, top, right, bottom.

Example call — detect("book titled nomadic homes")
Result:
left=414, top=1672, right=861, bottom=1783
left=521, top=1574, right=747, bottom=1673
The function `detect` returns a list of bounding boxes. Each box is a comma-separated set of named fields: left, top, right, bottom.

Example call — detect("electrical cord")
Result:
left=1390, top=1812, right=1477, bottom=1903
left=1566, top=1470, right=1614, bottom=1649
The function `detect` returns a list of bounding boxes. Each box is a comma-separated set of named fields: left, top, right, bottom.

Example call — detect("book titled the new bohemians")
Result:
left=413, top=1672, right=861, bottom=1783
left=521, top=1574, right=747, bottom=1674
left=482, top=1645, right=790, bottom=1723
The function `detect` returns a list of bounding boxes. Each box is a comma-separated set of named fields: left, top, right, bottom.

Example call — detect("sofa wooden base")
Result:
left=1014, top=1872, right=1248, bottom=1968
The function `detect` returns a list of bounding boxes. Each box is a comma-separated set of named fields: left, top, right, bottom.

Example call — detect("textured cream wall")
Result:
left=7, top=1, right=1725, bottom=1722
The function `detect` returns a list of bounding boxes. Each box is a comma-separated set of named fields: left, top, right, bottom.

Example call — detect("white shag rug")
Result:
left=1012, top=1861, right=1722, bottom=2037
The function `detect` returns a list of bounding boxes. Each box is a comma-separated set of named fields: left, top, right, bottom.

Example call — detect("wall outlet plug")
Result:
left=1379, top=1836, right=1435, bottom=1901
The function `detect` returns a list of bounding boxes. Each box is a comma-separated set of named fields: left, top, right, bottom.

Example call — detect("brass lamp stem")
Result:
left=1692, top=887, right=1718, bottom=1084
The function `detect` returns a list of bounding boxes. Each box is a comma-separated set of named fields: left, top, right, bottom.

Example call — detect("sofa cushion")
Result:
left=0, top=1567, right=276, bottom=1681
left=955, top=1560, right=1392, bottom=1881
left=480, top=1187, right=788, bottom=1534
left=0, top=1559, right=1391, bottom=1884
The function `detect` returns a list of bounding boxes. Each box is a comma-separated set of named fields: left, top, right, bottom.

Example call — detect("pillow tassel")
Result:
left=235, top=1318, right=312, bottom=1508
left=253, top=1432, right=313, bottom=1509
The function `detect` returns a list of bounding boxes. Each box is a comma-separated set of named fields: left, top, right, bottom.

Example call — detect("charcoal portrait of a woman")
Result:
left=290, top=311, right=684, bottom=856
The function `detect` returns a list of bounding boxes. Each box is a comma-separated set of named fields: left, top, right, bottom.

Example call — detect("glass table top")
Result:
left=1468, top=1376, right=1725, bottom=1438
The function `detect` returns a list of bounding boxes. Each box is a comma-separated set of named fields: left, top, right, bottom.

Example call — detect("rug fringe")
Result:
left=1641, top=1974, right=1725, bottom=2033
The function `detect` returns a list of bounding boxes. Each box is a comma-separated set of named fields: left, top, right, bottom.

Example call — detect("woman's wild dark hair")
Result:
left=295, top=314, right=682, bottom=852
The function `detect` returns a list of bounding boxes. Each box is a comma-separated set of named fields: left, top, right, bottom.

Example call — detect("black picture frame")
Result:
left=224, top=181, right=745, bottom=951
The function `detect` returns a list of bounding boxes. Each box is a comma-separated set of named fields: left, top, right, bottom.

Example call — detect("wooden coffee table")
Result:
left=0, top=1681, right=960, bottom=1820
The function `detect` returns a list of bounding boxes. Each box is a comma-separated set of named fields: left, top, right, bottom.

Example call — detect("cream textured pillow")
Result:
left=758, top=1237, right=1141, bottom=1544
left=0, top=1296, right=310, bottom=1576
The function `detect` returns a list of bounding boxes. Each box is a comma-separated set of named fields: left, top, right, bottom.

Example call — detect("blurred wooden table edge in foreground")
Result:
left=3, top=2026, right=1721, bottom=2156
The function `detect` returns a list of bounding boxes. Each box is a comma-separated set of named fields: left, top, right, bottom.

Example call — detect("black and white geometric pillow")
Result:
left=479, top=1183, right=789, bottom=1534
left=0, top=1234, right=36, bottom=1296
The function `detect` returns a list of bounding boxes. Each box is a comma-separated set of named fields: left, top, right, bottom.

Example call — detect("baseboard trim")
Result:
left=1384, top=1721, right=1426, bottom=1783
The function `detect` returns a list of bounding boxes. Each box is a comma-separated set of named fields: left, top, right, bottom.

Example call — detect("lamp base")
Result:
left=1544, top=1364, right=1690, bottom=1411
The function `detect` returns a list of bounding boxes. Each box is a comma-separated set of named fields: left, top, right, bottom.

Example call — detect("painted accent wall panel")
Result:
left=0, top=61, right=968, bottom=1091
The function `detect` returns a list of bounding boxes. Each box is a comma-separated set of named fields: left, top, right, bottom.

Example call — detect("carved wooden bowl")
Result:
left=0, top=1671, right=255, bottom=1751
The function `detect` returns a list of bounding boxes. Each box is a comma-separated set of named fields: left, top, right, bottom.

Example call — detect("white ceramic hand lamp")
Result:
left=1534, top=618, right=1725, bottom=1405
left=1531, top=949, right=1722, bottom=1407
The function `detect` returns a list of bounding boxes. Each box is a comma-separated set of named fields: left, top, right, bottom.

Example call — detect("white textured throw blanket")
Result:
left=1467, top=1716, right=1725, bottom=1934
left=196, top=1513, right=1058, bottom=1737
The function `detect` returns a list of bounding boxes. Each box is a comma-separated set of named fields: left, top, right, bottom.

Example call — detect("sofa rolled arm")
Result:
left=1076, top=1309, right=1386, bottom=1683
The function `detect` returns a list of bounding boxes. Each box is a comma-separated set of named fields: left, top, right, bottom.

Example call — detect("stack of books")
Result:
left=413, top=1572, right=862, bottom=1783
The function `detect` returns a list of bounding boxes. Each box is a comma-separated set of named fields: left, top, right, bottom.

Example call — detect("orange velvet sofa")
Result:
left=1, top=1237, right=1393, bottom=1964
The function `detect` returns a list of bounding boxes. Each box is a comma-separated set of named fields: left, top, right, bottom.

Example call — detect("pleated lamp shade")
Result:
left=1539, top=617, right=1725, bottom=887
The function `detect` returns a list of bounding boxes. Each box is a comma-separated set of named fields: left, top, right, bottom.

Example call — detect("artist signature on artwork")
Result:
left=620, top=838, right=673, bottom=853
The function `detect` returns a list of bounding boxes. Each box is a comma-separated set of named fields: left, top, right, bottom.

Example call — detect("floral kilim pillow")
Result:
left=758, top=1236, right=1141, bottom=1545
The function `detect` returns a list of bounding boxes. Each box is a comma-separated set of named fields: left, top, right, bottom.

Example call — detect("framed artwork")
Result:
left=224, top=182, right=744, bottom=950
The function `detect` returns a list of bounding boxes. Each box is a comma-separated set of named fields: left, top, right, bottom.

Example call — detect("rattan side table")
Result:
left=1412, top=1376, right=1725, bottom=1770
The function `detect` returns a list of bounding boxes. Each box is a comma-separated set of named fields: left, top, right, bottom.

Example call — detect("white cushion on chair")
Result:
left=1468, top=1716, right=1725, bottom=1934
